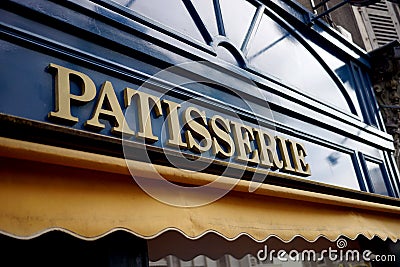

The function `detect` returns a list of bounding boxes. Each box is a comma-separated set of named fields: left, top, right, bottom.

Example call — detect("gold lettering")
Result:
left=288, top=140, right=311, bottom=176
left=253, top=128, right=283, bottom=169
left=275, top=136, right=296, bottom=173
left=162, top=99, right=186, bottom=148
left=183, top=107, right=212, bottom=153
left=85, top=81, right=134, bottom=135
left=124, top=88, right=162, bottom=143
left=48, top=63, right=96, bottom=123
left=46, top=64, right=312, bottom=175
left=231, top=121, right=259, bottom=164
left=209, top=115, right=235, bottom=158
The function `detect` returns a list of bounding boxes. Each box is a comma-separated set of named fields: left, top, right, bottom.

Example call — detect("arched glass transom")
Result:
left=111, top=0, right=357, bottom=115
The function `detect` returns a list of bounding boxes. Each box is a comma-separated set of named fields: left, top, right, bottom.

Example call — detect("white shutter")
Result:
left=353, top=0, right=400, bottom=50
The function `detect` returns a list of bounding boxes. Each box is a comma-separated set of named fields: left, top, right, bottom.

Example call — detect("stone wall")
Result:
left=370, top=41, right=400, bottom=168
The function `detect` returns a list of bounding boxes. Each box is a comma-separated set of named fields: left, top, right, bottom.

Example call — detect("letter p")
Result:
left=48, top=63, right=96, bottom=123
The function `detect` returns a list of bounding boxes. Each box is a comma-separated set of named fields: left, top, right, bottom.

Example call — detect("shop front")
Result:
left=1, top=0, right=400, bottom=266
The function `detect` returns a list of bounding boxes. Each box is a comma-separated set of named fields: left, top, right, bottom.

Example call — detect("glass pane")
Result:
left=356, top=67, right=379, bottom=127
left=247, top=14, right=352, bottom=113
left=191, top=0, right=219, bottom=38
left=298, top=140, right=360, bottom=190
left=112, top=0, right=205, bottom=43
left=351, top=65, right=378, bottom=126
left=366, top=161, right=390, bottom=196
left=308, top=43, right=363, bottom=118
left=219, top=0, right=257, bottom=47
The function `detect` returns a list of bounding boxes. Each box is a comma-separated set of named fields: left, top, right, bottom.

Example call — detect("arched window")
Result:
left=111, top=0, right=359, bottom=115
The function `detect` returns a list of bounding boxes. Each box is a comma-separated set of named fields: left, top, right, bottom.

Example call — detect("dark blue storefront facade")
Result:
left=1, top=0, right=400, bottom=266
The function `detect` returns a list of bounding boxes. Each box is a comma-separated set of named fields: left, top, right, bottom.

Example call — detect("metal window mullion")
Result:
left=241, top=5, right=264, bottom=55
left=181, top=0, right=213, bottom=44
left=213, top=0, right=225, bottom=36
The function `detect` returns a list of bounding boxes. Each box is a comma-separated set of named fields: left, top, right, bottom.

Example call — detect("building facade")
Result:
left=1, top=0, right=400, bottom=266
left=297, top=0, right=400, bottom=51
left=297, top=0, right=400, bottom=172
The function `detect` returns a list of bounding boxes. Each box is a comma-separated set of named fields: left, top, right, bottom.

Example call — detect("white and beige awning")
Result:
left=0, top=136, right=400, bottom=244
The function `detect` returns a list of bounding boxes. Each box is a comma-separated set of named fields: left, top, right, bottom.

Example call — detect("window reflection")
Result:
left=219, top=0, right=256, bottom=47
left=111, top=0, right=205, bottom=43
left=307, top=43, right=363, bottom=120
left=365, top=161, right=390, bottom=196
left=246, top=14, right=352, bottom=114
left=191, top=0, right=219, bottom=37
left=289, top=139, right=361, bottom=190
left=352, top=66, right=379, bottom=127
